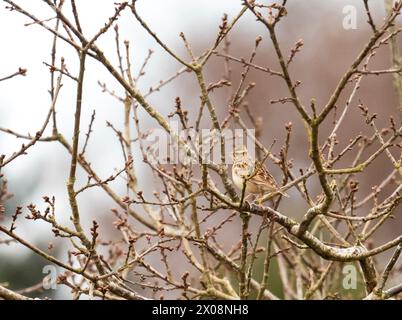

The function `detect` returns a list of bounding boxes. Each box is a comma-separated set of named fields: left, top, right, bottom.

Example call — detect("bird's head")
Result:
left=232, top=144, right=252, bottom=163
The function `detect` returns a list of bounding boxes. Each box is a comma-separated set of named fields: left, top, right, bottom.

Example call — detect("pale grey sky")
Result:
left=0, top=0, right=246, bottom=255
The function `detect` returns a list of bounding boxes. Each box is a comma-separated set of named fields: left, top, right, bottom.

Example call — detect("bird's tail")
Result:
left=278, top=189, right=290, bottom=198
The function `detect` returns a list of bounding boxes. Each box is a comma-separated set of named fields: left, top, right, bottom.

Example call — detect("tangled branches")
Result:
left=0, top=0, right=401, bottom=300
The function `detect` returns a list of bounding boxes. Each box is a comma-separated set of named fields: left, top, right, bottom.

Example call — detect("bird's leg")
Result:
left=255, top=193, right=263, bottom=205
left=244, top=193, right=254, bottom=202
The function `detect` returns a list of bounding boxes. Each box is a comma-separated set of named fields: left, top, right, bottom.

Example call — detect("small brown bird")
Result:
left=232, top=145, right=288, bottom=201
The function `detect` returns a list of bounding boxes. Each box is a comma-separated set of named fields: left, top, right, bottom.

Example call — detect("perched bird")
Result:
left=232, top=145, right=288, bottom=202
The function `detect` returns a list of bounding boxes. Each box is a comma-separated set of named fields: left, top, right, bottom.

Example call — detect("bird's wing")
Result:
left=253, top=162, right=279, bottom=187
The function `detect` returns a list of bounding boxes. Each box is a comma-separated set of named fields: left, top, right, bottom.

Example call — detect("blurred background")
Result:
left=0, top=0, right=401, bottom=299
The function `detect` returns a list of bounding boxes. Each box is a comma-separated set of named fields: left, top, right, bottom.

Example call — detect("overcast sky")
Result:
left=0, top=0, right=392, bottom=248
left=0, top=0, right=250, bottom=258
